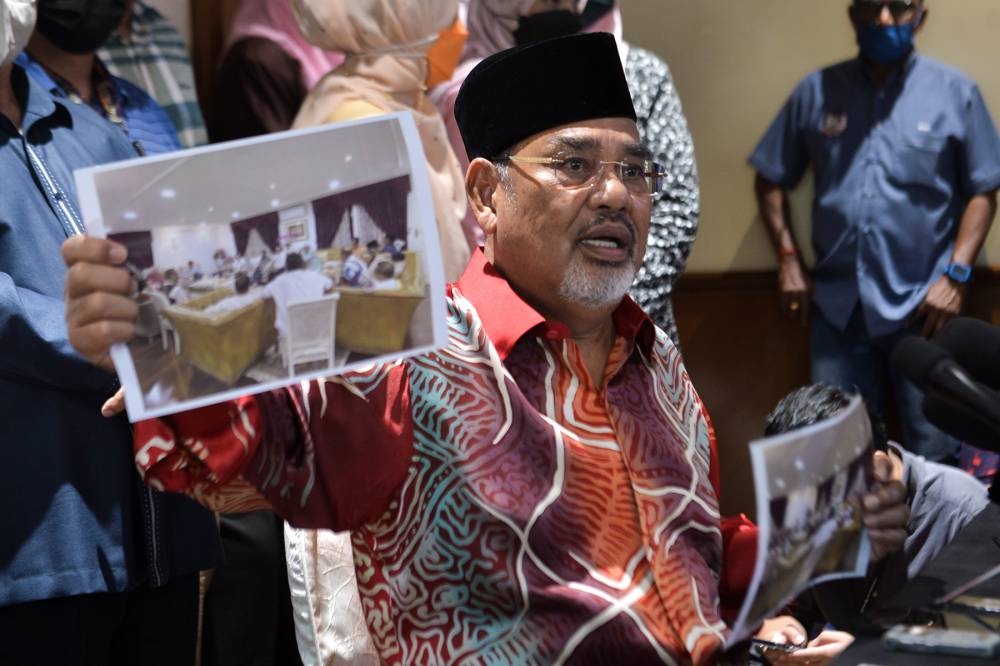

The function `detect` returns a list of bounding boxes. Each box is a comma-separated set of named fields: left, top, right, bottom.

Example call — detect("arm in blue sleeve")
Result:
left=0, top=273, right=117, bottom=394
left=960, top=83, right=1000, bottom=196
left=748, top=79, right=814, bottom=189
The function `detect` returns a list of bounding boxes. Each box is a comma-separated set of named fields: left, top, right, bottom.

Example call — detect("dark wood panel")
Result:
left=189, top=0, right=241, bottom=112
left=674, top=268, right=1000, bottom=520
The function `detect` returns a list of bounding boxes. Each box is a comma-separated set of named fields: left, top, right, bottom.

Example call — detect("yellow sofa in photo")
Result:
left=165, top=289, right=277, bottom=385
left=334, top=251, right=426, bottom=355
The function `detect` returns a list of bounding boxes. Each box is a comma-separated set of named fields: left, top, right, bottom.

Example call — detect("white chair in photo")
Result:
left=145, top=290, right=181, bottom=354
left=280, top=294, right=340, bottom=377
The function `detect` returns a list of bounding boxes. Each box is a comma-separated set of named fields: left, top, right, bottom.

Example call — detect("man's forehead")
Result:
left=527, top=119, right=645, bottom=153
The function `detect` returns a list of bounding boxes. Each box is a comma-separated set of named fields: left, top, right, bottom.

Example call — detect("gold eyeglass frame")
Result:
left=505, top=154, right=667, bottom=197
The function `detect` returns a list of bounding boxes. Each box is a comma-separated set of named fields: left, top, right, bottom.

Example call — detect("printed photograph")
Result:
left=75, top=114, right=445, bottom=420
left=730, top=396, right=874, bottom=642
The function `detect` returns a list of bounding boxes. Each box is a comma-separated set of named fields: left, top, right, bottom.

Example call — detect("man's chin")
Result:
left=559, top=261, right=636, bottom=309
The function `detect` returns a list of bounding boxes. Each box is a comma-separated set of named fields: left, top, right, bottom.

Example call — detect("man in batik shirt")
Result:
left=63, top=34, right=907, bottom=665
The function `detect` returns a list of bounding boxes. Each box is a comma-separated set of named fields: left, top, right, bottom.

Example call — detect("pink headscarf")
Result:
left=461, top=0, right=536, bottom=61
left=291, top=0, right=471, bottom=282
left=226, top=0, right=345, bottom=91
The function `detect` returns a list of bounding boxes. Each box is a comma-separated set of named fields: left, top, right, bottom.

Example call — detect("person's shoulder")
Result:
left=111, top=73, right=161, bottom=109
left=800, top=58, right=857, bottom=89
left=911, top=53, right=980, bottom=92
left=58, top=98, right=137, bottom=163
left=626, top=45, right=672, bottom=80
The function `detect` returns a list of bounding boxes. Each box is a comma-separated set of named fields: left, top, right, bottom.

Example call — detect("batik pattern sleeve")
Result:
left=134, top=363, right=415, bottom=531
left=626, top=48, right=699, bottom=343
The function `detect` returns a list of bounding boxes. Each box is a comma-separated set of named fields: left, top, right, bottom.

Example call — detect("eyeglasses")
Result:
left=853, top=0, right=920, bottom=24
left=506, top=154, right=666, bottom=196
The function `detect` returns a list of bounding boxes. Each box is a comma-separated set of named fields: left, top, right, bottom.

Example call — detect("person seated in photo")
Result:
left=162, top=268, right=190, bottom=305
left=212, top=248, right=232, bottom=276
left=340, top=240, right=369, bottom=287
left=179, top=259, right=202, bottom=282
left=204, top=272, right=260, bottom=316
left=264, top=251, right=333, bottom=338
left=364, top=239, right=380, bottom=264
left=269, top=243, right=287, bottom=278
left=369, top=260, right=400, bottom=291
left=383, top=236, right=406, bottom=261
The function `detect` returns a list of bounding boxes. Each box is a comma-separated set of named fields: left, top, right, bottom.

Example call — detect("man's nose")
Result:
left=589, top=163, right=631, bottom=209
left=877, top=5, right=895, bottom=26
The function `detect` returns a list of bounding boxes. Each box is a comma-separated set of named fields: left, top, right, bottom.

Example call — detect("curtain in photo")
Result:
left=111, top=231, right=154, bottom=270
left=230, top=212, right=280, bottom=254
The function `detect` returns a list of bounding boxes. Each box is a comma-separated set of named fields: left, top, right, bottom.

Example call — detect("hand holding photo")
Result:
left=74, top=113, right=446, bottom=421
left=728, top=396, right=875, bottom=645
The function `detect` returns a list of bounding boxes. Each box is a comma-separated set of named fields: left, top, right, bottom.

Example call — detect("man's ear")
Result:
left=466, top=158, right=501, bottom=238
left=915, top=6, right=928, bottom=33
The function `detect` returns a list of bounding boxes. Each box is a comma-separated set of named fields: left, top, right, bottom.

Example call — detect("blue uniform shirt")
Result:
left=16, top=51, right=182, bottom=156
left=0, top=65, right=218, bottom=606
left=749, top=53, right=1000, bottom=337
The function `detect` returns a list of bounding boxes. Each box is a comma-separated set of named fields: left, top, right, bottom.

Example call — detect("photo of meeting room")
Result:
left=731, top=397, right=875, bottom=639
left=75, top=114, right=445, bottom=420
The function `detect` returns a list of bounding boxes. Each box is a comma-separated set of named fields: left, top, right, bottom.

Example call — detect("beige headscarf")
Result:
left=291, top=0, right=470, bottom=282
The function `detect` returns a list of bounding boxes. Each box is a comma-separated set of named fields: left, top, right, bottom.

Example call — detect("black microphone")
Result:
left=891, top=336, right=1000, bottom=453
left=933, top=317, right=1000, bottom=392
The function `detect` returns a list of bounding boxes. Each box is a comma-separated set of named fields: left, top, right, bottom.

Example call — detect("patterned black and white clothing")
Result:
left=626, top=47, right=699, bottom=348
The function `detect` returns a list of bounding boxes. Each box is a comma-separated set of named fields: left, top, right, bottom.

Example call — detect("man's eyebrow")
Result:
left=549, top=135, right=600, bottom=152
left=625, top=142, right=653, bottom=160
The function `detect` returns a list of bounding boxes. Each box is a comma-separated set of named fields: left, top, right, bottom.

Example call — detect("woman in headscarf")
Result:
left=283, top=2, right=468, bottom=663
left=292, top=0, right=471, bottom=282
left=431, top=0, right=700, bottom=346
left=206, top=0, right=344, bottom=141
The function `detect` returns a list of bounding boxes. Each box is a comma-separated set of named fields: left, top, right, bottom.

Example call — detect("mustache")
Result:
left=579, top=212, right=638, bottom=247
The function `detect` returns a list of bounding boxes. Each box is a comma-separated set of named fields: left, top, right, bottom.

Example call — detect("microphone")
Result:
left=933, top=317, right=1000, bottom=391
left=891, top=336, right=1000, bottom=453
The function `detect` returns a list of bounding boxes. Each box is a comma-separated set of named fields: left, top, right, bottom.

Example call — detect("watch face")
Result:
left=947, top=263, right=972, bottom=283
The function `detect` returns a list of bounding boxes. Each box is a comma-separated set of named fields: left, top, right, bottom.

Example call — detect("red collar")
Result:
left=451, top=249, right=656, bottom=361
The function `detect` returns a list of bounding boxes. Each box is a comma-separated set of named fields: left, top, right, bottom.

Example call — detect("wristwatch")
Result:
left=944, top=261, right=973, bottom=284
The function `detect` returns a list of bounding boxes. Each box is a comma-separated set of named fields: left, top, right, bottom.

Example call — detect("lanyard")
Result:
left=23, top=139, right=85, bottom=238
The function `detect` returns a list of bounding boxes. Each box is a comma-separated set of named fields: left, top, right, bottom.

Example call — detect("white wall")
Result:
left=151, top=222, right=236, bottom=272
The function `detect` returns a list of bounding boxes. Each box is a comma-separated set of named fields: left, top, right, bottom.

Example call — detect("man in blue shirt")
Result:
left=18, top=0, right=181, bottom=156
left=0, top=6, right=219, bottom=664
left=749, top=0, right=1000, bottom=464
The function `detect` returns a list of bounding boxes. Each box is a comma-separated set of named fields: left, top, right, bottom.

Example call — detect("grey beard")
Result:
left=558, top=254, right=637, bottom=309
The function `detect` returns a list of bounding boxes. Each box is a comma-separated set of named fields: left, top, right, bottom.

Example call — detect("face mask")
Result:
left=856, top=22, right=916, bottom=64
left=426, top=16, right=467, bottom=88
left=1, top=0, right=37, bottom=68
left=36, top=0, right=127, bottom=54
left=513, top=10, right=583, bottom=47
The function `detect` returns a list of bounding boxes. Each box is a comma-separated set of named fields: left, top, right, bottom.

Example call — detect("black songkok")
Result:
left=454, top=32, right=637, bottom=161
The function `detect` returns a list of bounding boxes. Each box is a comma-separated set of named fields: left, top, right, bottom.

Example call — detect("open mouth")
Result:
left=577, top=222, right=634, bottom=262
left=580, top=237, right=625, bottom=250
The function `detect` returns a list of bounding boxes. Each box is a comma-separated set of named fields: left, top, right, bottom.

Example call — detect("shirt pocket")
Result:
left=892, top=130, right=948, bottom=189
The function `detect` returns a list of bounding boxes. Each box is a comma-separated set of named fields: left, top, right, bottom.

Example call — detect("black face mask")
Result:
left=36, top=0, right=127, bottom=54
left=513, top=10, right=584, bottom=47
